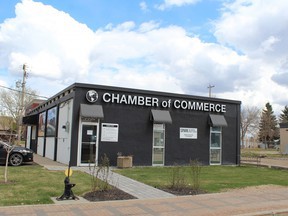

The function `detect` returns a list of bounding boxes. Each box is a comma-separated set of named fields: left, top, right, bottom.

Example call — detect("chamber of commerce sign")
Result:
left=101, top=92, right=226, bottom=113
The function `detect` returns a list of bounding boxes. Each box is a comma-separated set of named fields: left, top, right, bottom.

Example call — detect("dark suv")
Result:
left=0, top=141, right=33, bottom=166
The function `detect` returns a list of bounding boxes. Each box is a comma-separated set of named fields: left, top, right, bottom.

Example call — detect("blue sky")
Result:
left=0, top=0, right=220, bottom=41
left=0, top=0, right=288, bottom=115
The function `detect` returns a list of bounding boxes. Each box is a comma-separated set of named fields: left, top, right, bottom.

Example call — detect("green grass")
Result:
left=241, top=148, right=288, bottom=158
left=115, top=165, right=288, bottom=193
left=2, top=160, right=288, bottom=206
left=0, top=164, right=91, bottom=206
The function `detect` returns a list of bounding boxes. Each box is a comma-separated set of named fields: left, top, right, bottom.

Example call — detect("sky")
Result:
left=0, top=0, right=287, bottom=116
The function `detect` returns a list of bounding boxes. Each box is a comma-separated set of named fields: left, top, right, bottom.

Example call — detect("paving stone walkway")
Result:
left=76, top=167, right=175, bottom=199
left=33, top=154, right=174, bottom=199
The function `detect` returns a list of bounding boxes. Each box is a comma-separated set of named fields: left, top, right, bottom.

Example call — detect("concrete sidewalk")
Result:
left=3, top=154, right=288, bottom=215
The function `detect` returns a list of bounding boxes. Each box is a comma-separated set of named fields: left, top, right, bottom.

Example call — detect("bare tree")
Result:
left=0, top=85, right=38, bottom=142
left=240, top=106, right=260, bottom=147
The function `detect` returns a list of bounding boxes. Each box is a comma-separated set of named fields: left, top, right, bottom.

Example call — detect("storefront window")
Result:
left=152, top=124, right=165, bottom=166
left=210, top=126, right=222, bottom=165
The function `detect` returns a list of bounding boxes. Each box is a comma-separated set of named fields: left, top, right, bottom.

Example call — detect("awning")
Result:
left=151, top=110, right=172, bottom=124
left=209, top=114, right=228, bottom=127
left=22, top=114, right=38, bottom=125
left=80, top=104, right=104, bottom=119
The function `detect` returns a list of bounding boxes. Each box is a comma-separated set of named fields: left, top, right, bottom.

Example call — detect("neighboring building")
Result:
left=0, top=116, right=16, bottom=142
left=279, top=123, right=288, bottom=154
left=23, top=83, right=241, bottom=166
left=22, top=99, right=46, bottom=148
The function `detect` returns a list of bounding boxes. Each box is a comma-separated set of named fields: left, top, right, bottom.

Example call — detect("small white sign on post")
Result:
left=101, top=123, right=119, bottom=142
left=180, top=128, right=197, bottom=139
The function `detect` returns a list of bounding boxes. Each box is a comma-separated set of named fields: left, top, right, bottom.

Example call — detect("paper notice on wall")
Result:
left=180, top=127, right=197, bottom=139
left=87, top=130, right=93, bottom=135
left=101, top=123, right=119, bottom=142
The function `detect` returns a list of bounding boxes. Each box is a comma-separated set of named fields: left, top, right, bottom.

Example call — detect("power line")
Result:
left=0, top=84, right=49, bottom=99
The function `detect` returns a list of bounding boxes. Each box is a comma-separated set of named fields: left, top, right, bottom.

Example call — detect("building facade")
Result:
left=23, top=83, right=241, bottom=166
left=280, top=123, right=288, bottom=154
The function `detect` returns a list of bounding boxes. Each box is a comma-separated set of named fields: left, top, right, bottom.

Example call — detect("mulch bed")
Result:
left=161, top=187, right=206, bottom=196
left=83, top=186, right=206, bottom=202
left=83, top=187, right=136, bottom=202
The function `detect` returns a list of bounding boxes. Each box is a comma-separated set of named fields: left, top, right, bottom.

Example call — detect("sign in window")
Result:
left=180, top=127, right=198, bottom=139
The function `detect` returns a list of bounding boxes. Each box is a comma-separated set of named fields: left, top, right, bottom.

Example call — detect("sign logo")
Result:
left=86, top=90, right=98, bottom=103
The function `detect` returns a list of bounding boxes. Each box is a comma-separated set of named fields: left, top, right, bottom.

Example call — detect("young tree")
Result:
left=258, top=102, right=279, bottom=148
left=279, top=105, right=288, bottom=123
left=4, top=143, right=15, bottom=183
left=240, top=106, right=260, bottom=147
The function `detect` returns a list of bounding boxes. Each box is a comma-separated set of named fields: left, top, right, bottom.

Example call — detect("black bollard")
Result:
left=56, top=162, right=79, bottom=201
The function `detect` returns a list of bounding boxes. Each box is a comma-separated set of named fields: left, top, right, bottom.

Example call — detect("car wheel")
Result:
left=9, top=153, right=23, bottom=166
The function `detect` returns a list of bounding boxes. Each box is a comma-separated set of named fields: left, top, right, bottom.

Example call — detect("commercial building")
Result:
left=23, top=83, right=241, bottom=166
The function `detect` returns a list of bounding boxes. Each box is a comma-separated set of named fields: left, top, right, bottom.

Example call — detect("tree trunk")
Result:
left=4, top=152, right=9, bottom=183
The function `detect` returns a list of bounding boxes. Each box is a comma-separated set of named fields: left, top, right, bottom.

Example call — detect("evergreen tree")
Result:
left=279, top=105, right=288, bottom=123
left=258, top=102, right=279, bottom=147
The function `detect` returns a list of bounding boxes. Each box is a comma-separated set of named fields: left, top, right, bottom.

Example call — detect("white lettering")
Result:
left=204, top=103, right=209, bottom=111
left=127, top=95, right=137, bottom=105
left=152, top=98, right=159, bottom=107
left=102, top=93, right=226, bottom=113
left=138, top=96, right=144, bottom=105
left=215, top=104, right=221, bottom=112
left=111, top=93, right=120, bottom=103
left=145, top=97, right=152, bottom=106
left=222, top=104, right=226, bottom=113
left=119, top=94, right=127, bottom=104
left=103, top=93, right=111, bottom=102
left=196, top=102, right=203, bottom=111
left=209, top=103, right=215, bottom=112
left=174, top=100, right=180, bottom=109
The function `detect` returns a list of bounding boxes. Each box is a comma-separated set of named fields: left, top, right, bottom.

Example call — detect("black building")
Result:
left=23, top=83, right=241, bottom=166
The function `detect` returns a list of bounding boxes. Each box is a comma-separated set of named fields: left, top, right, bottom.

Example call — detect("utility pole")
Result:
left=17, top=64, right=28, bottom=145
left=207, top=84, right=215, bottom=97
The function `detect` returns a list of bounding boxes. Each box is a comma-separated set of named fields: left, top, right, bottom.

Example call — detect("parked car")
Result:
left=0, top=140, right=33, bottom=166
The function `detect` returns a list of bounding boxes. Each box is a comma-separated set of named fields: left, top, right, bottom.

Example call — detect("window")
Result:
left=210, top=126, right=222, bottom=165
left=46, top=107, right=57, bottom=137
left=38, top=112, right=46, bottom=137
left=152, top=124, right=165, bottom=166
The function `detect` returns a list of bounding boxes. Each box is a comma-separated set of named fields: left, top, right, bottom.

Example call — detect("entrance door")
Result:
left=80, top=123, right=99, bottom=165
left=210, top=126, right=222, bottom=165
left=152, top=124, right=165, bottom=166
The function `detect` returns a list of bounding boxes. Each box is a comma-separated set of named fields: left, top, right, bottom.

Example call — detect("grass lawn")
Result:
left=115, top=165, right=288, bottom=193
left=2, top=161, right=288, bottom=206
left=0, top=164, right=91, bottom=206
left=241, top=148, right=288, bottom=158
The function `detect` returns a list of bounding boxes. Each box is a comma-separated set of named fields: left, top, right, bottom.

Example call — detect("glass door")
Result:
left=210, top=126, right=222, bottom=165
left=80, top=123, right=99, bottom=165
left=152, top=124, right=165, bottom=166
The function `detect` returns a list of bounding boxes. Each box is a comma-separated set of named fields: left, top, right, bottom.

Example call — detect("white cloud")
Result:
left=214, top=0, right=288, bottom=62
left=140, top=1, right=148, bottom=12
left=0, top=0, right=287, bottom=116
left=0, top=0, right=94, bottom=82
left=213, top=0, right=288, bottom=113
left=155, top=0, right=201, bottom=10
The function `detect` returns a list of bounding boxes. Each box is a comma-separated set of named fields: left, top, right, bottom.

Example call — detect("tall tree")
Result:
left=240, top=106, right=260, bottom=147
left=258, top=102, right=279, bottom=147
left=0, top=85, right=38, bottom=142
left=279, top=105, right=288, bottom=123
